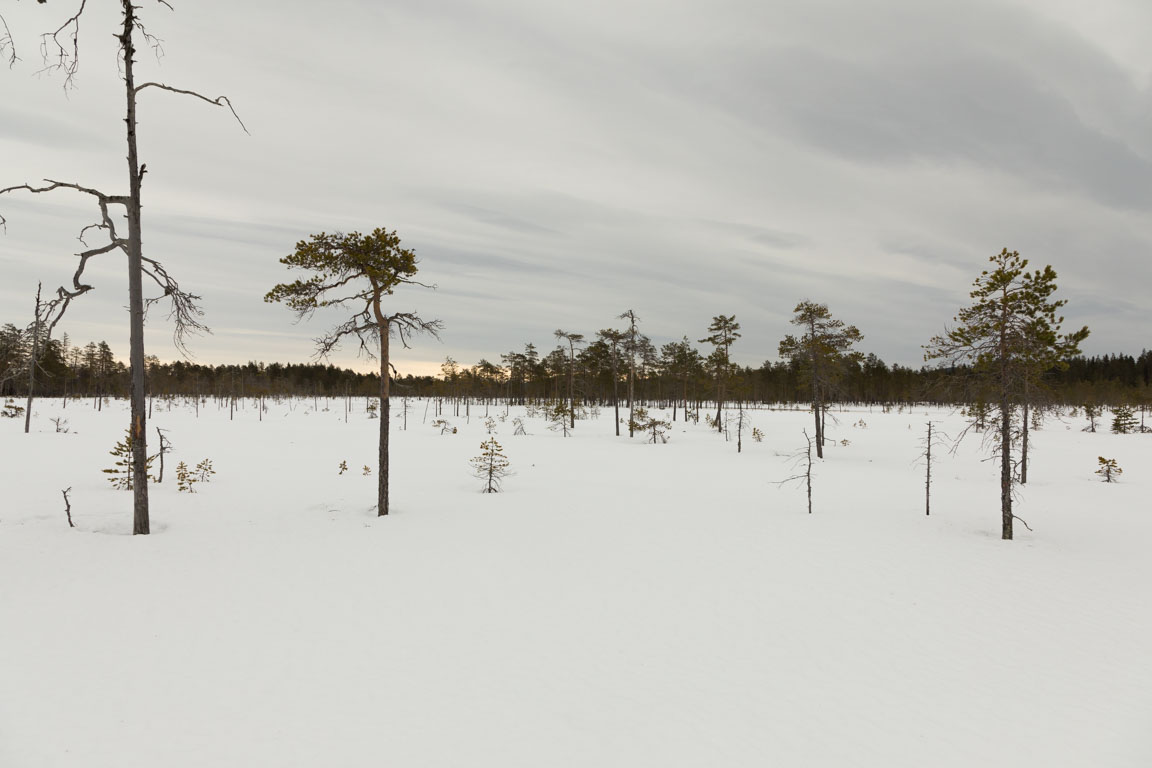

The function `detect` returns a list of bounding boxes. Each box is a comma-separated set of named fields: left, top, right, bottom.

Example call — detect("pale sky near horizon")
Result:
left=2, top=0, right=1150, bottom=377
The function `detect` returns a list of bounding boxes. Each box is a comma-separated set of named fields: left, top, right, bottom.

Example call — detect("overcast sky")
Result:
left=2, top=0, right=1150, bottom=376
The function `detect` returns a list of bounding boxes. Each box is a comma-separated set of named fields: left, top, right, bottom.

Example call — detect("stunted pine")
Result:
left=265, top=228, right=442, bottom=517
left=699, top=315, right=740, bottom=433
left=628, top=406, right=671, bottom=444
left=471, top=438, right=510, bottom=493
left=778, top=302, right=862, bottom=459
left=1095, top=456, right=1122, bottom=483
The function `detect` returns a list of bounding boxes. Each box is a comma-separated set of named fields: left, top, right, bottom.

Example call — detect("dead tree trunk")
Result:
left=24, top=283, right=41, bottom=435
left=924, top=421, right=932, bottom=516
left=121, top=5, right=150, bottom=535
left=2, top=0, right=242, bottom=535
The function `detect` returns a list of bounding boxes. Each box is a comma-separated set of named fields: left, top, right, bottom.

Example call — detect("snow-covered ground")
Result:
left=2, top=397, right=1149, bottom=767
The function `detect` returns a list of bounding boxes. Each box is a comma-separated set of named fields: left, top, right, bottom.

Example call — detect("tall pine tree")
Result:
left=925, top=249, right=1087, bottom=540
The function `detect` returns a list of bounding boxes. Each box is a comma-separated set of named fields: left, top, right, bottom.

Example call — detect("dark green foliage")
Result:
left=627, top=406, right=671, bottom=444
left=700, top=315, right=741, bottom=433
left=104, top=429, right=155, bottom=490
left=1111, top=405, right=1137, bottom=435
left=545, top=401, right=573, bottom=436
left=779, top=301, right=863, bottom=458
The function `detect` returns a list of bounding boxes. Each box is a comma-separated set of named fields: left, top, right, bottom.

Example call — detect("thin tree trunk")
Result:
left=568, top=345, right=575, bottom=429
left=715, top=376, right=723, bottom=432
left=378, top=320, right=391, bottom=516
left=24, top=284, right=41, bottom=434
left=1001, top=402, right=1012, bottom=540
left=925, top=422, right=931, bottom=516
left=122, top=3, right=150, bottom=535
left=628, top=359, right=635, bottom=437
left=1020, top=398, right=1029, bottom=485
left=611, top=354, right=620, bottom=437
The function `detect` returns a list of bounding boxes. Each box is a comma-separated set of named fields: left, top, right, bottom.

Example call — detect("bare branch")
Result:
left=314, top=311, right=377, bottom=360
left=39, top=236, right=121, bottom=339
left=37, top=0, right=88, bottom=89
left=1, top=12, right=18, bottom=67
left=135, top=82, right=250, bottom=134
left=1, top=178, right=129, bottom=339
left=397, top=276, right=437, bottom=290
left=0, top=178, right=127, bottom=206
left=139, top=255, right=210, bottom=355
left=388, top=312, right=444, bottom=350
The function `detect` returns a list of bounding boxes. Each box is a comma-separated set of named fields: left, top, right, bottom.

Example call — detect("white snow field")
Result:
left=1, top=397, right=1149, bottom=767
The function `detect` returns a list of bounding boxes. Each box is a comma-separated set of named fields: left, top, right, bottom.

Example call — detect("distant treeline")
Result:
left=2, top=323, right=1149, bottom=407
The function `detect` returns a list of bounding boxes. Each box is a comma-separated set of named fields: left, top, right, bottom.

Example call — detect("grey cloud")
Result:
left=439, top=202, right=561, bottom=237
left=701, top=220, right=810, bottom=250
left=0, top=104, right=104, bottom=150
left=663, top=3, right=1152, bottom=210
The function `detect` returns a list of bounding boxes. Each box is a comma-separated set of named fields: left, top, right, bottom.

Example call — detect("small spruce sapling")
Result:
left=176, top=461, right=194, bottom=492
left=103, top=429, right=156, bottom=490
left=1095, top=456, right=1122, bottom=483
left=547, top=401, right=573, bottom=437
left=431, top=418, right=456, bottom=435
left=194, top=459, right=215, bottom=483
left=470, top=438, right=511, bottom=493
left=1, top=399, right=25, bottom=418
left=338, top=460, right=349, bottom=475
left=1111, top=405, right=1137, bottom=435
left=628, top=406, right=671, bottom=444
left=1082, top=403, right=1100, bottom=432
left=154, top=428, right=172, bottom=483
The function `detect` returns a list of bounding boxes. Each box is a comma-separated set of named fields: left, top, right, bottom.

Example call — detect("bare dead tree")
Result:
left=734, top=402, right=748, bottom=453
left=916, top=421, right=950, bottom=516
left=0, top=1, right=246, bottom=535
left=62, top=486, right=74, bottom=529
left=24, top=283, right=42, bottom=434
left=775, top=429, right=815, bottom=514
left=154, top=427, right=172, bottom=483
